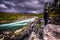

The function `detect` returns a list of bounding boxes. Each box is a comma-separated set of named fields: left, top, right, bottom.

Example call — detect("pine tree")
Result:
left=50, top=0, right=60, bottom=24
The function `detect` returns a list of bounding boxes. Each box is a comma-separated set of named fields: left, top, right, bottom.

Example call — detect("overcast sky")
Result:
left=0, top=0, right=54, bottom=14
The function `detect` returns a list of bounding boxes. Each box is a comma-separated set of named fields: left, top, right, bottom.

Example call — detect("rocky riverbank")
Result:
left=0, top=18, right=60, bottom=40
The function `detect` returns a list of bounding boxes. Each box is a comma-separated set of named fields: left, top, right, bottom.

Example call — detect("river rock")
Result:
left=44, top=24, right=60, bottom=40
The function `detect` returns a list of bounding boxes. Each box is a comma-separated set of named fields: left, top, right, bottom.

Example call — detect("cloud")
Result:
left=16, top=0, right=43, bottom=10
left=3, top=1, right=16, bottom=6
left=15, top=0, right=44, bottom=12
left=40, top=0, right=54, bottom=3
left=25, top=1, right=41, bottom=9
left=0, top=4, right=7, bottom=8
left=2, top=7, right=19, bottom=13
left=0, top=0, right=54, bottom=14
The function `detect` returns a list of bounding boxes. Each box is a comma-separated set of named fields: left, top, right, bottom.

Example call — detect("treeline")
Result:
left=0, top=12, right=43, bottom=21
left=49, top=0, right=60, bottom=18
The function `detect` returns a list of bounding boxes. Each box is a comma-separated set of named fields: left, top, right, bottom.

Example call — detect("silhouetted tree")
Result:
left=44, top=2, right=49, bottom=25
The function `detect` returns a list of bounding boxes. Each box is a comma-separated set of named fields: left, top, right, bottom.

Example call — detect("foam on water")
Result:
left=0, top=17, right=37, bottom=27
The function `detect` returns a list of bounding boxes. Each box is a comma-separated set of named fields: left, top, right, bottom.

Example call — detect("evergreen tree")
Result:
left=44, top=2, right=49, bottom=25
left=50, top=0, right=60, bottom=24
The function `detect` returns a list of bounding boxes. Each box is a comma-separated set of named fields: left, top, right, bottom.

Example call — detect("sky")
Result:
left=0, top=0, right=54, bottom=14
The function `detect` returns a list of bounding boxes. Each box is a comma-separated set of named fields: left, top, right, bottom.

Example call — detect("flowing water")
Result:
left=0, top=17, right=37, bottom=32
